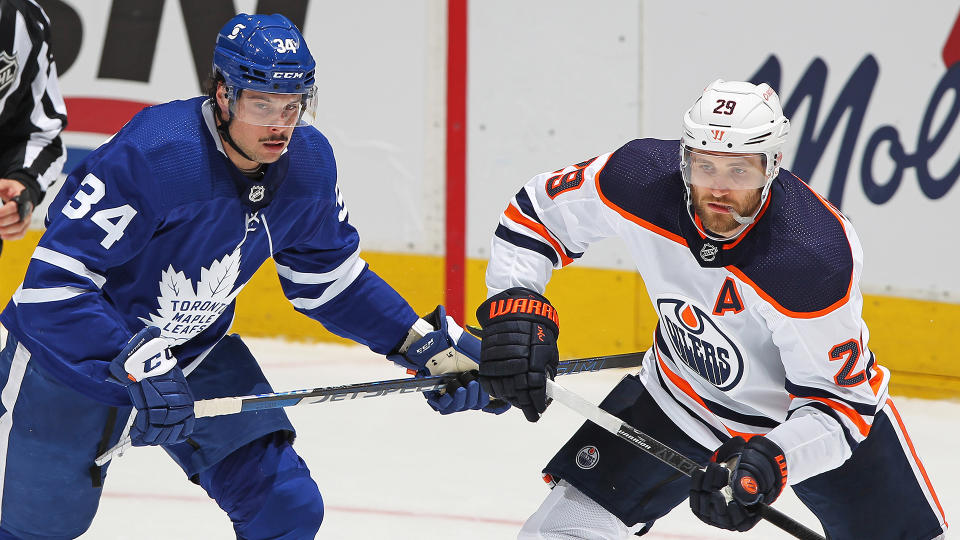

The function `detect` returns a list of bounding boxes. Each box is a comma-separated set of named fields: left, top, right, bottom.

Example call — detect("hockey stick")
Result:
left=545, top=379, right=825, bottom=540
left=95, top=350, right=645, bottom=466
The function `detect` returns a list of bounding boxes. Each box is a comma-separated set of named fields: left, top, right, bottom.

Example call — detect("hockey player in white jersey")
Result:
left=0, top=13, right=506, bottom=539
left=474, top=80, right=947, bottom=539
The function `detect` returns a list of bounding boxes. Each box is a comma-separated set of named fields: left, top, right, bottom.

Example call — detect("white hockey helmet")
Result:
left=681, top=79, right=790, bottom=184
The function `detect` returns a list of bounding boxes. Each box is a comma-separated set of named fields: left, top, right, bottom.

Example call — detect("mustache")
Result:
left=259, top=135, right=289, bottom=143
left=698, top=196, right=736, bottom=207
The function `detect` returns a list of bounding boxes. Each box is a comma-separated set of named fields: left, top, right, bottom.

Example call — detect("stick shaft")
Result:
left=197, top=350, right=644, bottom=417
left=545, top=380, right=824, bottom=540
left=95, top=351, right=645, bottom=466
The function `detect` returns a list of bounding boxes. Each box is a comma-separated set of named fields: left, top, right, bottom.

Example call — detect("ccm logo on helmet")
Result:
left=273, top=72, right=304, bottom=79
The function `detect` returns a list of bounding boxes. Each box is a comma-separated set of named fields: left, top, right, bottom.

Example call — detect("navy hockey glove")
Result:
left=475, top=288, right=559, bottom=422
left=109, top=327, right=195, bottom=446
left=689, top=435, right=788, bottom=531
left=388, top=306, right=509, bottom=415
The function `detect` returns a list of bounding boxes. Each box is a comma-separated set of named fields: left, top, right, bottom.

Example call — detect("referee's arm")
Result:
left=0, top=0, right=68, bottom=241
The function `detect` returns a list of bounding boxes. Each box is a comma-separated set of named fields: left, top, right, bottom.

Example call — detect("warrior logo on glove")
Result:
left=476, top=288, right=560, bottom=422
left=484, top=295, right=560, bottom=327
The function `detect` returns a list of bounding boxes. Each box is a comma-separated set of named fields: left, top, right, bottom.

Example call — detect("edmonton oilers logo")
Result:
left=576, top=446, right=600, bottom=469
left=656, top=297, right=745, bottom=391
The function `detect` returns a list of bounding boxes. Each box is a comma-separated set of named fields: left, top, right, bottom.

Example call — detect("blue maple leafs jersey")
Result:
left=0, top=97, right=418, bottom=406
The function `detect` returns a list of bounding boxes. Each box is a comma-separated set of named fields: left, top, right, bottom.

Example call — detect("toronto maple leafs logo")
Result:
left=139, top=246, right=245, bottom=343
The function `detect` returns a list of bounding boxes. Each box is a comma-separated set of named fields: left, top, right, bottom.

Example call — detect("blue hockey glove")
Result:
left=109, top=327, right=195, bottom=446
left=689, top=435, right=788, bottom=531
left=388, top=306, right=509, bottom=415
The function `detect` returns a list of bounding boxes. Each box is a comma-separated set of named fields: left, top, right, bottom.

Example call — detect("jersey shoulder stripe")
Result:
left=494, top=224, right=559, bottom=266
left=514, top=188, right=583, bottom=260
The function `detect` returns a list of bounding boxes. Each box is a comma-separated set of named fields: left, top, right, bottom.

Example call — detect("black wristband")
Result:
left=4, top=171, right=43, bottom=207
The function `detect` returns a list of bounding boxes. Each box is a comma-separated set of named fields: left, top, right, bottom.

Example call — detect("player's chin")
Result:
left=256, top=147, right=286, bottom=163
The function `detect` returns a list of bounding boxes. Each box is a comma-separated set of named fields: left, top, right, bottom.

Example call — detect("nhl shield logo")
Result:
left=575, top=446, right=600, bottom=469
left=248, top=185, right=266, bottom=202
left=699, top=243, right=718, bottom=262
left=0, top=52, right=19, bottom=96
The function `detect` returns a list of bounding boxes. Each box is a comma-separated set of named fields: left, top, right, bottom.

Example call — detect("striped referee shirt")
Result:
left=0, top=0, right=67, bottom=205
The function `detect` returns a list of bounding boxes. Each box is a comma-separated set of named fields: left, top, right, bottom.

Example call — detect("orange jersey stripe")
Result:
left=655, top=345, right=757, bottom=440
left=869, top=365, right=885, bottom=396
left=502, top=204, right=574, bottom=266
left=726, top=264, right=852, bottom=319
left=886, top=398, right=947, bottom=525
left=790, top=394, right=871, bottom=437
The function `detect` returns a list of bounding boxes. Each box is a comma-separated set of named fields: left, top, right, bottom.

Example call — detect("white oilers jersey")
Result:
left=486, top=138, right=889, bottom=484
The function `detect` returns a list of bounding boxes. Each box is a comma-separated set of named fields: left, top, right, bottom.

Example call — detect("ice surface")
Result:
left=83, top=338, right=955, bottom=539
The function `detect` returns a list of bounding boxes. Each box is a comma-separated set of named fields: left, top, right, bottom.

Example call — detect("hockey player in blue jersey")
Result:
left=474, top=80, right=946, bottom=539
left=0, top=13, right=505, bottom=539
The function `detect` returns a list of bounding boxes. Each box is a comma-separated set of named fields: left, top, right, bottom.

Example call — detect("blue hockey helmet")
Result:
left=212, top=14, right=318, bottom=126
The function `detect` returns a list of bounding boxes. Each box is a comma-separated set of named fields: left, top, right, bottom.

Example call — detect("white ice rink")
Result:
left=82, top=338, right=956, bottom=539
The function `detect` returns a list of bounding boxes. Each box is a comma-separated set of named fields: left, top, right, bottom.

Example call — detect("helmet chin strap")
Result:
left=729, top=208, right=755, bottom=225
left=214, top=103, right=259, bottom=166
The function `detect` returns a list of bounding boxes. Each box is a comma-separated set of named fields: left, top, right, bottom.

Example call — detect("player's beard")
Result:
left=691, top=187, right=762, bottom=238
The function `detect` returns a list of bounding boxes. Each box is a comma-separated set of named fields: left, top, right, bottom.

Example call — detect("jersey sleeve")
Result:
left=273, top=188, right=417, bottom=354
left=11, top=142, right=160, bottom=405
left=486, top=153, right=620, bottom=296
left=0, top=2, right=67, bottom=201
left=760, top=229, right=887, bottom=484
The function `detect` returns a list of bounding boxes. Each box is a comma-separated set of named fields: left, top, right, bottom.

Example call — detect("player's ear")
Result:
left=215, top=82, right=230, bottom=116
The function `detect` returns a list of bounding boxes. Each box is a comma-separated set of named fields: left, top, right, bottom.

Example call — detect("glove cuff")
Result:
left=476, top=287, right=559, bottom=337
left=745, top=436, right=787, bottom=490
left=108, top=360, right=135, bottom=387
left=711, top=435, right=746, bottom=464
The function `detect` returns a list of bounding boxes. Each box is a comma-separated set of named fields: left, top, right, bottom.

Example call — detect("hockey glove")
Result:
left=388, top=305, right=509, bottom=415
left=109, top=326, right=196, bottom=446
left=475, top=287, right=559, bottom=422
left=689, top=435, right=788, bottom=531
